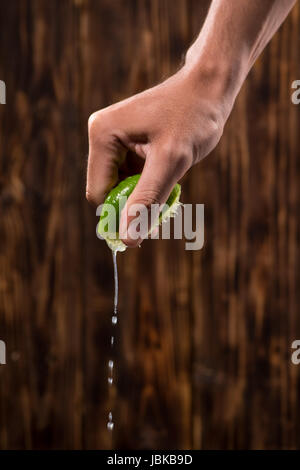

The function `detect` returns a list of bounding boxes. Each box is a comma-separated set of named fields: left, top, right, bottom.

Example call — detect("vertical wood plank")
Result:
left=0, top=0, right=300, bottom=450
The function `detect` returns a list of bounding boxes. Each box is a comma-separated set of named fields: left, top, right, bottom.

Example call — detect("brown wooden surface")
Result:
left=0, top=0, right=300, bottom=450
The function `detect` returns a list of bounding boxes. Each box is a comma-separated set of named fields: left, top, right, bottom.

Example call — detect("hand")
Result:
left=87, top=0, right=296, bottom=247
left=86, top=66, right=227, bottom=247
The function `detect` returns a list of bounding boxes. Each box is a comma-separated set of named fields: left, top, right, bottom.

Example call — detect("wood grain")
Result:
left=0, top=0, right=300, bottom=450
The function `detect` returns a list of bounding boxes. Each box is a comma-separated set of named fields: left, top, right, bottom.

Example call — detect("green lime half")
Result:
left=97, top=174, right=181, bottom=252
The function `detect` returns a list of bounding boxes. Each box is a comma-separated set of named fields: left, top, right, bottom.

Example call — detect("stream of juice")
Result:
left=107, top=250, right=118, bottom=432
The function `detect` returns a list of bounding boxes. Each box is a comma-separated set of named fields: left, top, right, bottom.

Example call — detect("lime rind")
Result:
left=97, top=175, right=181, bottom=252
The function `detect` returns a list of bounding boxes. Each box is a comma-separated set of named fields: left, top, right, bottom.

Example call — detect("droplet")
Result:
left=108, top=377, right=113, bottom=385
left=112, top=316, right=117, bottom=325
left=107, top=421, right=114, bottom=431
left=108, top=360, right=114, bottom=369
left=111, top=336, right=114, bottom=346
left=107, top=412, right=114, bottom=431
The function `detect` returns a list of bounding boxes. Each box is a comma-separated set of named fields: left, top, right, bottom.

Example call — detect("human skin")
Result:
left=86, top=0, right=296, bottom=247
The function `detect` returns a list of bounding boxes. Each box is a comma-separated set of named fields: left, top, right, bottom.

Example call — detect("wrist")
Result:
left=182, top=44, right=248, bottom=120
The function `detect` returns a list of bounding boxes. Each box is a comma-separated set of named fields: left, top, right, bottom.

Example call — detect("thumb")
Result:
left=119, top=144, right=187, bottom=247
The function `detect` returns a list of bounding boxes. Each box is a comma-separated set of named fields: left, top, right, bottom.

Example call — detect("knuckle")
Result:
left=88, top=110, right=109, bottom=143
left=200, top=119, right=224, bottom=157
left=174, top=150, right=192, bottom=173
left=209, top=115, right=224, bottom=139
left=134, top=188, right=162, bottom=207
left=88, top=111, right=100, bottom=134
left=88, top=111, right=98, bottom=128
left=158, top=139, right=176, bottom=161
left=159, top=139, right=192, bottom=174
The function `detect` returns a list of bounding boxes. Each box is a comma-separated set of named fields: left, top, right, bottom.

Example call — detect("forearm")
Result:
left=184, top=0, right=296, bottom=115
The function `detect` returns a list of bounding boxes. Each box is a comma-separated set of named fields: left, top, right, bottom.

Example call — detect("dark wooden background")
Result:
left=1, top=0, right=300, bottom=450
